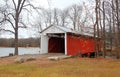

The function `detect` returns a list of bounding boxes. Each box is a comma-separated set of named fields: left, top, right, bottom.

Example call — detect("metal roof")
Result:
left=55, top=25, right=74, bottom=33
left=40, top=25, right=94, bottom=37
left=56, top=26, right=94, bottom=37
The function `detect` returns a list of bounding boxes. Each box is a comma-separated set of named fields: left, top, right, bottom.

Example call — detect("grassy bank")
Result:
left=0, top=58, right=120, bottom=77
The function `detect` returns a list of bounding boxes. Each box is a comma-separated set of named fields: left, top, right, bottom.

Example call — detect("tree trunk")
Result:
left=14, top=29, right=18, bottom=55
left=109, top=13, right=112, bottom=51
left=73, top=21, right=76, bottom=30
left=14, top=12, right=19, bottom=55
left=102, top=1, right=106, bottom=58
left=94, top=0, right=100, bottom=58
left=116, top=0, right=120, bottom=59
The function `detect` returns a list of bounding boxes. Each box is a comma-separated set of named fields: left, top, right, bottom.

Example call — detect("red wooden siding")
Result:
left=67, top=34, right=101, bottom=56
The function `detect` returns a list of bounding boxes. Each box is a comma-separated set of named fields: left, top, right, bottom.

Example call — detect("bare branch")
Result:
left=7, top=13, right=15, bottom=21
left=23, top=3, right=42, bottom=14
left=12, top=0, right=17, bottom=10
left=5, top=19, right=15, bottom=30
left=23, top=4, right=41, bottom=9
left=18, top=0, right=26, bottom=14
left=18, top=22, right=27, bottom=28
left=0, top=13, right=15, bottom=30
left=0, top=28, right=15, bottom=34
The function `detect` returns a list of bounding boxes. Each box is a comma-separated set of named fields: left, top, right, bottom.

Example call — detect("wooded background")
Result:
left=0, top=38, right=40, bottom=47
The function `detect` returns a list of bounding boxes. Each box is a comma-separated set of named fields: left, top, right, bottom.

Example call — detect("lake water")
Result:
left=0, top=47, right=40, bottom=57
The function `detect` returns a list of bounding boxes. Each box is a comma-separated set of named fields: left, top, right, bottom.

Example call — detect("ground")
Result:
left=0, top=53, right=120, bottom=77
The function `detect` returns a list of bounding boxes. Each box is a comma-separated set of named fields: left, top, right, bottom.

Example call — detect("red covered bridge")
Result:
left=40, top=25, right=101, bottom=57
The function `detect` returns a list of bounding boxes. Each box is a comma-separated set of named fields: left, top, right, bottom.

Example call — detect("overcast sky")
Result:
left=0, top=0, right=88, bottom=38
left=34, top=0, right=83, bottom=9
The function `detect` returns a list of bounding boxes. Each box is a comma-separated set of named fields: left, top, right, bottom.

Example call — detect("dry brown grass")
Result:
left=0, top=57, right=120, bottom=77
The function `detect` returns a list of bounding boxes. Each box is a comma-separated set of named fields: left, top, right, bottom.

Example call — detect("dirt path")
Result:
left=0, top=53, right=64, bottom=65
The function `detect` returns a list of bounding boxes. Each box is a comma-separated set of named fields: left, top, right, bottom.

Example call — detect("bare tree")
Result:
left=60, top=9, right=69, bottom=26
left=0, top=0, right=40, bottom=55
left=68, top=4, right=83, bottom=30
left=53, top=8, right=58, bottom=25
left=102, top=1, right=106, bottom=58
left=94, top=0, right=120, bottom=58
left=94, top=0, right=99, bottom=58
left=115, top=0, right=120, bottom=58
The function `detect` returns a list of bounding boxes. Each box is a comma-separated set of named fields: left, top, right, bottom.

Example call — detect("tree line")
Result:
left=35, top=2, right=94, bottom=33
left=0, top=38, right=40, bottom=47
left=94, top=0, right=120, bottom=58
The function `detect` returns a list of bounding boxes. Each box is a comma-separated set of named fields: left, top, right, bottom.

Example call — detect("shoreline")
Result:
left=0, top=47, right=40, bottom=48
